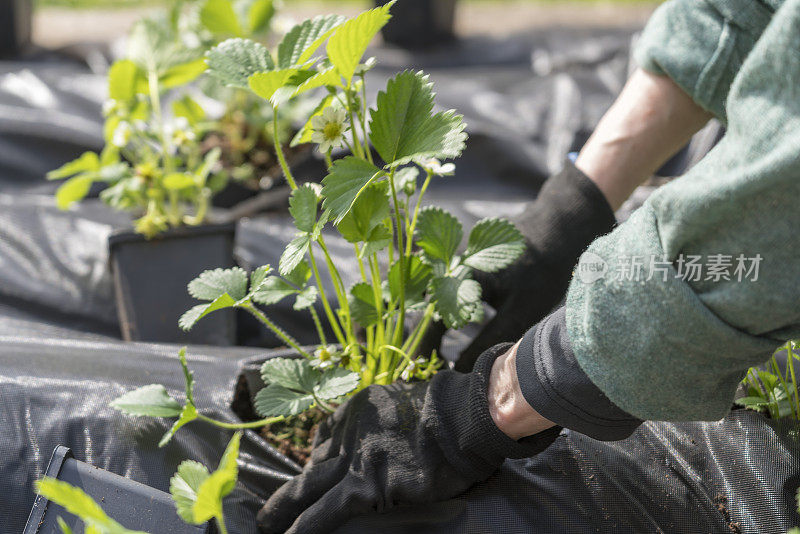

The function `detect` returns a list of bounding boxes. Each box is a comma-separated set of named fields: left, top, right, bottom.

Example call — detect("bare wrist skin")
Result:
left=488, top=342, right=556, bottom=440
left=575, top=68, right=714, bottom=211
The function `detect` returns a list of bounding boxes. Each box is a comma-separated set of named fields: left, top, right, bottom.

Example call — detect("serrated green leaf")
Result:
left=206, top=38, right=274, bottom=89
left=284, top=260, right=312, bottom=287
left=463, top=218, right=525, bottom=273
left=179, top=293, right=238, bottom=331
left=188, top=267, right=248, bottom=301
left=108, top=60, right=142, bottom=102
left=735, top=396, right=770, bottom=408
left=249, top=265, right=272, bottom=294
left=172, top=95, right=206, bottom=126
left=163, top=172, right=195, bottom=190
left=55, top=175, right=94, bottom=210
left=349, top=282, right=380, bottom=327
left=170, top=460, right=209, bottom=523
left=369, top=70, right=467, bottom=167
left=321, top=156, right=382, bottom=224
left=289, top=184, right=319, bottom=233
left=159, top=58, right=207, bottom=89
left=292, top=67, right=343, bottom=96
left=200, top=0, right=243, bottom=37
left=291, top=94, right=334, bottom=147
left=389, top=256, right=432, bottom=304
left=193, top=432, right=241, bottom=523
left=36, top=478, right=147, bottom=534
left=251, top=276, right=297, bottom=306
left=415, top=207, right=463, bottom=265
left=277, top=14, right=345, bottom=69
left=336, top=183, right=390, bottom=244
left=254, top=384, right=314, bottom=417
left=248, top=69, right=299, bottom=104
left=327, top=3, right=392, bottom=84
left=432, top=276, right=481, bottom=329
left=159, top=403, right=198, bottom=448
left=294, top=286, right=318, bottom=310
left=279, top=235, right=312, bottom=277
left=260, top=357, right=320, bottom=391
left=110, top=384, right=182, bottom=417
left=315, top=367, right=359, bottom=400
left=48, top=152, right=100, bottom=180
left=246, top=0, right=274, bottom=35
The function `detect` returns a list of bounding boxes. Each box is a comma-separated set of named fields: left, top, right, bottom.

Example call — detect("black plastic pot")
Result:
left=375, top=0, right=457, bottom=49
left=0, top=0, right=31, bottom=58
left=24, top=446, right=210, bottom=533
left=108, top=222, right=237, bottom=345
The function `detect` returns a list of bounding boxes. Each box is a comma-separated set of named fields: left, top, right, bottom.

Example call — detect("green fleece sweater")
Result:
left=566, top=0, right=800, bottom=421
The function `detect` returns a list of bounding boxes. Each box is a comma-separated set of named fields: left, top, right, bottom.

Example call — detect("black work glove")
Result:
left=456, top=160, right=616, bottom=372
left=257, top=344, right=562, bottom=534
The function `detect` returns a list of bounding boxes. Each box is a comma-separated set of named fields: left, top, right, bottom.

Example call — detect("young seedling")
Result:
left=736, top=341, right=800, bottom=420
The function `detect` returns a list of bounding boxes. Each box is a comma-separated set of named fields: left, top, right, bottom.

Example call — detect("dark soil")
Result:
left=231, top=374, right=325, bottom=466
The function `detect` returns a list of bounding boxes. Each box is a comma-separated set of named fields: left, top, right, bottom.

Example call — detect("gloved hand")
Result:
left=456, top=160, right=616, bottom=371
left=257, top=344, right=562, bottom=534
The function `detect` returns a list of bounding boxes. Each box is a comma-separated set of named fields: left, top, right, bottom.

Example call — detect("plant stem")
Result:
left=359, top=75, right=374, bottom=164
left=788, top=342, right=800, bottom=418
left=406, top=170, right=433, bottom=255
left=325, top=149, right=334, bottom=170
left=309, top=306, right=327, bottom=346
left=345, top=91, right=365, bottom=160
left=308, top=247, right=347, bottom=346
left=311, top=391, right=336, bottom=413
left=197, top=413, right=285, bottom=429
left=216, top=515, right=229, bottom=534
left=272, top=105, right=297, bottom=190
left=403, top=302, right=436, bottom=357
left=388, top=169, right=406, bottom=347
left=771, top=355, right=792, bottom=418
left=241, top=303, right=311, bottom=359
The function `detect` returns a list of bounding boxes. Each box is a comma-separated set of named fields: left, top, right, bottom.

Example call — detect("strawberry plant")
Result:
left=737, top=341, right=800, bottom=420
left=111, top=1, right=525, bottom=447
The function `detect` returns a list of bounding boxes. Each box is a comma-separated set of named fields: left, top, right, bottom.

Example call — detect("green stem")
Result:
left=309, top=306, right=327, bottom=346
left=325, top=149, right=334, bottom=170
left=403, top=302, right=436, bottom=357
left=216, top=515, right=228, bottom=534
left=345, top=91, right=366, bottom=160
left=272, top=105, right=297, bottom=190
left=318, top=238, right=357, bottom=346
left=197, top=412, right=285, bottom=429
left=368, top=254, right=387, bottom=350
left=359, top=75, right=374, bottom=164
left=308, top=247, right=347, bottom=346
left=388, top=169, right=406, bottom=347
left=311, top=391, right=336, bottom=413
left=241, top=303, right=311, bottom=359
left=787, top=343, right=800, bottom=419
left=147, top=67, right=170, bottom=170
left=406, top=170, right=433, bottom=255
left=771, top=355, right=792, bottom=418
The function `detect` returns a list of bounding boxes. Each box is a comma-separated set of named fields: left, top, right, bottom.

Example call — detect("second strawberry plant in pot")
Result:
left=48, top=18, right=237, bottom=345
left=110, top=2, right=527, bottom=465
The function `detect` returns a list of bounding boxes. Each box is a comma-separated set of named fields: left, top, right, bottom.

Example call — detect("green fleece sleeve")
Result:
left=566, top=0, right=800, bottom=422
left=634, top=0, right=778, bottom=122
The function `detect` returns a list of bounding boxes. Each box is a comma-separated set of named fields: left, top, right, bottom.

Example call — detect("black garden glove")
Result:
left=257, top=344, right=562, bottom=534
left=456, top=160, right=616, bottom=371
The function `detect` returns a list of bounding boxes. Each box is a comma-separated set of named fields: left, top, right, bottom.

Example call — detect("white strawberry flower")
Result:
left=310, top=107, right=348, bottom=153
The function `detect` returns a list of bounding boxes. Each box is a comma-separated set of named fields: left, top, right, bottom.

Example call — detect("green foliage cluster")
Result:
left=737, top=341, right=800, bottom=420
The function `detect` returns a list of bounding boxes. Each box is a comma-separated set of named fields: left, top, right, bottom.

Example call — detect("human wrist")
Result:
left=487, top=341, right=555, bottom=440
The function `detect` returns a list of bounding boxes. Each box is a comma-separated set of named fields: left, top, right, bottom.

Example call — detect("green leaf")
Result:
left=195, top=148, right=221, bottom=187
left=369, top=70, right=467, bottom=167
left=393, top=166, right=419, bottom=195
left=277, top=14, right=345, bottom=69
left=252, top=276, right=297, bottom=306
left=463, top=218, right=525, bottom=273
left=55, top=175, right=94, bottom=210
left=206, top=38, right=274, bottom=89
left=279, top=235, right=312, bottom=277
left=248, top=69, right=301, bottom=104
left=315, top=368, right=360, bottom=400
left=294, top=286, right=318, bottom=310
left=200, top=0, right=243, bottom=37
left=260, top=357, right=320, bottom=391
left=289, top=184, right=319, bottom=234
left=389, top=256, right=432, bottom=303
left=321, top=156, right=382, bottom=224
left=415, top=207, right=463, bottom=265
left=179, top=293, right=238, bottom=331
left=291, top=94, right=334, bottom=147
left=108, top=60, right=142, bottom=102
left=336, top=184, right=390, bottom=243
left=327, top=3, right=393, bottom=84
left=36, top=478, right=147, bottom=534
left=49, top=152, right=99, bottom=180
left=349, top=282, right=380, bottom=327
left=159, top=58, right=207, bottom=89
left=292, top=67, right=343, bottom=96
left=285, top=261, right=313, bottom=287
left=188, top=267, right=249, bottom=301
left=110, top=384, right=182, bottom=418
left=254, top=384, right=314, bottom=417
left=246, top=0, right=274, bottom=35
left=170, top=460, right=210, bottom=523
left=432, top=276, right=481, bottom=329
left=735, top=396, right=770, bottom=408
left=193, top=432, right=241, bottom=522
left=249, top=265, right=272, bottom=294
left=163, top=172, right=195, bottom=190
left=172, top=95, right=206, bottom=126
left=159, top=403, right=198, bottom=448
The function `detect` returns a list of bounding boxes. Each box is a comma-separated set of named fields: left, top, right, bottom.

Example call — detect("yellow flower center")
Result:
left=322, top=122, right=343, bottom=141
left=319, top=349, right=331, bottom=361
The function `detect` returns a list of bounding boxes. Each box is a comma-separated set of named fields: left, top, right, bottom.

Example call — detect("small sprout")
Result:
left=310, top=107, right=348, bottom=153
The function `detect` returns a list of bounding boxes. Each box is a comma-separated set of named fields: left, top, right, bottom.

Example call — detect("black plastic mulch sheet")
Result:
left=2, top=28, right=798, bottom=534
